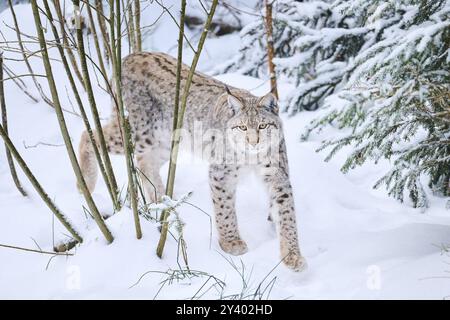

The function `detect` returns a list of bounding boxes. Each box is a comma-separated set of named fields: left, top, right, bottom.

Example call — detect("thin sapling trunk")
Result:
left=52, top=0, right=86, bottom=91
left=43, top=0, right=118, bottom=210
left=109, top=0, right=142, bottom=239
left=0, top=51, right=27, bottom=197
left=134, top=0, right=142, bottom=51
left=0, top=124, right=83, bottom=243
left=157, top=0, right=219, bottom=258
left=264, top=0, right=279, bottom=99
left=73, top=0, right=120, bottom=211
left=31, top=0, right=113, bottom=243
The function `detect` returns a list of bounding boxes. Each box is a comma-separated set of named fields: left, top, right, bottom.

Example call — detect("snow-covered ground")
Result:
left=1, top=2, right=450, bottom=300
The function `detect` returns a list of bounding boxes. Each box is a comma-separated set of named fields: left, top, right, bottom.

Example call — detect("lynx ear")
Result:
left=211, top=90, right=241, bottom=120
left=227, top=95, right=244, bottom=113
left=258, top=92, right=278, bottom=114
left=225, top=86, right=243, bottom=113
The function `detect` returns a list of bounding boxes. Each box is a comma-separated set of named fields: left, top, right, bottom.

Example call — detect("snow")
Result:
left=1, top=2, right=450, bottom=300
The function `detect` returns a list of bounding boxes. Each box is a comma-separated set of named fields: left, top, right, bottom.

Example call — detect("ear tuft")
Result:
left=258, top=92, right=278, bottom=113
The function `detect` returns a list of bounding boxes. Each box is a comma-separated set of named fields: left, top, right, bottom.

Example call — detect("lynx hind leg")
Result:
left=136, top=147, right=169, bottom=203
left=78, top=121, right=123, bottom=193
left=209, top=164, right=248, bottom=256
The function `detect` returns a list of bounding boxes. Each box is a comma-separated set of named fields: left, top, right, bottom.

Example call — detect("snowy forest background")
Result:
left=0, top=0, right=449, bottom=299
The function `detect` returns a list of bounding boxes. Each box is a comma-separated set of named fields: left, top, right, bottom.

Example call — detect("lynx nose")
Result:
left=246, top=131, right=259, bottom=147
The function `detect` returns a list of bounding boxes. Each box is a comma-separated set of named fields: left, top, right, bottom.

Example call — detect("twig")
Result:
left=0, top=243, right=74, bottom=256
left=7, top=0, right=56, bottom=107
left=22, top=140, right=65, bottom=149
left=0, top=122, right=83, bottom=242
left=154, top=0, right=196, bottom=53
left=3, top=65, right=39, bottom=103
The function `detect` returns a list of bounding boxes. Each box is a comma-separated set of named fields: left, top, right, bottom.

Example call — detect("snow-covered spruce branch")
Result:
left=142, top=193, right=193, bottom=228
left=302, top=0, right=450, bottom=208
left=219, top=0, right=447, bottom=114
left=141, top=192, right=192, bottom=268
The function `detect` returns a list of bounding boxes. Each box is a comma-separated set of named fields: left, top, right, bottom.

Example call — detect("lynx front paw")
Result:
left=282, top=252, right=307, bottom=272
left=219, top=239, right=248, bottom=256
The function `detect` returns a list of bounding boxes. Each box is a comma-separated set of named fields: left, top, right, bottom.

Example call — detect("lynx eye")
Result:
left=258, top=123, right=268, bottom=129
left=238, top=125, right=248, bottom=131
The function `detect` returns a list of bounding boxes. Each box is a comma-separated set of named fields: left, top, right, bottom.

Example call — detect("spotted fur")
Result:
left=78, top=52, right=306, bottom=271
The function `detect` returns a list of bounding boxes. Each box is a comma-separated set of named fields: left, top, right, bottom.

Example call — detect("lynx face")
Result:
left=226, top=92, right=282, bottom=155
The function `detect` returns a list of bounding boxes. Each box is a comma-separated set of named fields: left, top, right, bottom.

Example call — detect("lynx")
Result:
left=78, top=52, right=307, bottom=271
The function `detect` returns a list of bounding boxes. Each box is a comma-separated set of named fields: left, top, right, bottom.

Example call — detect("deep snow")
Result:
left=0, top=2, right=450, bottom=299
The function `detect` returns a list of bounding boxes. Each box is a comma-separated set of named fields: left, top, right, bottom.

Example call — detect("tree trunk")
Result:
left=264, top=0, right=279, bottom=99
